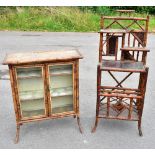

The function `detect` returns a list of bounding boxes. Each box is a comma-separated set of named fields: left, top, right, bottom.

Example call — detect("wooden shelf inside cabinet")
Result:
left=16, top=67, right=43, bottom=79
left=50, top=87, right=73, bottom=97
left=20, top=99, right=45, bottom=112
left=3, top=50, right=83, bottom=143
left=49, top=65, right=72, bottom=76
left=50, top=72, right=72, bottom=76
left=19, top=90, right=44, bottom=101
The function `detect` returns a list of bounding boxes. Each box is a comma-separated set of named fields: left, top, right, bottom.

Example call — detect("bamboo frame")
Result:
left=5, top=52, right=83, bottom=143
left=99, top=15, right=149, bottom=62
left=14, top=65, right=47, bottom=120
left=75, top=60, right=83, bottom=133
left=47, top=62, right=75, bottom=116
left=92, top=63, right=149, bottom=136
left=93, top=15, right=150, bottom=136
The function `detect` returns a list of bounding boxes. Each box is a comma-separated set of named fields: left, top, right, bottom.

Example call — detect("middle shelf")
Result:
left=19, top=86, right=73, bottom=101
left=50, top=86, right=73, bottom=97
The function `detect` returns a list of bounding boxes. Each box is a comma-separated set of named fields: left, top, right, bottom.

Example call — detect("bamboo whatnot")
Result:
left=92, top=15, right=150, bottom=136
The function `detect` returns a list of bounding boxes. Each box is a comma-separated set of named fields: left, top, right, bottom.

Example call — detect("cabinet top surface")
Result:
left=3, top=50, right=83, bottom=65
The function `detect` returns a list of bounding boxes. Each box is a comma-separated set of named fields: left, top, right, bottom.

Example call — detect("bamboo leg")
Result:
left=92, top=117, right=99, bottom=133
left=137, top=68, right=148, bottom=137
left=99, top=32, right=103, bottom=62
left=92, top=100, right=100, bottom=133
left=74, top=61, right=83, bottom=134
left=138, top=77, right=143, bottom=137
left=138, top=118, right=143, bottom=136
left=137, top=97, right=144, bottom=137
left=92, top=64, right=102, bottom=133
left=91, top=90, right=100, bottom=133
left=14, top=124, right=20, bottom=144
left=77, top=115, right=83, bottom=133
left=137, top=92, right=143, bottom=136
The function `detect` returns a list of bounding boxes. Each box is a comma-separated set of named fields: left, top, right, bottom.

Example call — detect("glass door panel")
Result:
left=16, top=67, right=46, bottom=118
left=49, top=64, right=74, bottom=114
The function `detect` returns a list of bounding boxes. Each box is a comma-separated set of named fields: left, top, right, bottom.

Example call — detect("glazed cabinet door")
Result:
left=48, top=63, right=75, bottom=114
left=15, top=66, right=47, bottom=119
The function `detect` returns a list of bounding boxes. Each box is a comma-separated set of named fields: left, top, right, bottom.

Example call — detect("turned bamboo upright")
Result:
left=92, top=15, right=150, bottom=136
left=3, top=50, right=83, bottom=143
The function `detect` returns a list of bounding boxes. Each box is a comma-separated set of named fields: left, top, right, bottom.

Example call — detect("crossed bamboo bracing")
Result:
left=99, top=16, right=149, bottom=62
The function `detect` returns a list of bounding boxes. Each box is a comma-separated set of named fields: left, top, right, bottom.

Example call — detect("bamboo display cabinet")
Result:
left=3, top=50, right=83, bottom=143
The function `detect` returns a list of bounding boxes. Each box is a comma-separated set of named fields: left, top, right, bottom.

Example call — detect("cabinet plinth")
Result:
left=3, top=50, right=83, bottom=143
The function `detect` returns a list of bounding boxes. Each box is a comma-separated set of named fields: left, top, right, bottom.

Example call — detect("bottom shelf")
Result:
left=99, top=102, right=139, bottom=120
left=51, top=95, right=73, bottom=114
left=20, top=95, right=74, bottom=117
left=22, top=109, right=45, bottom=118
left=20, top=99, right=45, bottom=117
left=52, top=105, right=73, bottom=114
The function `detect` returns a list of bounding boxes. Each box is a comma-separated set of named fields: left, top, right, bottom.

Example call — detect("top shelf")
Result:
left=49, top=71, right=72, bottom=76
left=17, top=68, right=42, bottom=79
left=116, top=10, right=135, bottom=13
left=17, top=71, right=42, bottom=79
left=17, top=65, right=73, bottom=79
left=99, top=29, right=145, bottom=34
left=49, top=65, right=72, bottom=76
